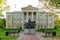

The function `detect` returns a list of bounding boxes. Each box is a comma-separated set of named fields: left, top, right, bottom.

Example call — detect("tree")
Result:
left=39, top=0, right=60, bottom=9
left=0, top=18, right=6, bottom=28
left=39, top=0, right=60, bottom=28
left=2, top=19, right=6, bottom=28
left=0, top=0, right=10, bottom=16
left=0, top=18, right=3, bottom=28
left=49, top=0, right=60, bottom=8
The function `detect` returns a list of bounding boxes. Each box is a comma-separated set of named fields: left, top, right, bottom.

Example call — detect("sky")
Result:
left=6, top=0, right=39, bottom=11
left=2, top=0, right=40, bottom=18
left=2, top=0, right=59, bottom=18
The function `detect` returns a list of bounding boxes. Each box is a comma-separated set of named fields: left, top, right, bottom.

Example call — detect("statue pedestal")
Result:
left=24, top=29, right=36, bottom=34
left=24, top=19, right=36, bottom=34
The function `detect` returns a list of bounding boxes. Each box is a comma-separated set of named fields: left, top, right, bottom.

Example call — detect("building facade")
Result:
left=6, top=5, right=54, bottom=29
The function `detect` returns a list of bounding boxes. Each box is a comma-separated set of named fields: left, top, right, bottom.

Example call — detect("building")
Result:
left=6, top=5, right=54, bottom=29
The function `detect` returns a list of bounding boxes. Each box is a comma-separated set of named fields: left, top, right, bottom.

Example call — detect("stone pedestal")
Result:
left=24, top=29, right=36, bottom=34
left=24, top=19, right=36, bottom=34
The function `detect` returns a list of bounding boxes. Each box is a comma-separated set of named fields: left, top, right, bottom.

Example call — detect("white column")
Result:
left=52, top=16, right=54, bottom=28
left=27, top=12, right=28, bottom=23
left=48, top=14, right=49, bottom=28
left=43, top=15, right=45, bottom=28
left=11, top=13, right=13, bottom=28
left=22, top=12, right=24, bottom=29
left=53, top=16, right=54, bottom=28
left=42, top=16, right=44, bottom=28
left=32, top=12, right=33, bottom=21
left=36, top=12, right=38, bottom=29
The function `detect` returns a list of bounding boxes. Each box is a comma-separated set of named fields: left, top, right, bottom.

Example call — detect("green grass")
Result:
left=37, top=29, right=60, bottom=36
left=56, top=29, right=60, bottom=36
left=44, top=29, right=60, bottom=36
left=0, top=29, right=17, bottom=40
left=0, top=36, right=17, bottom=40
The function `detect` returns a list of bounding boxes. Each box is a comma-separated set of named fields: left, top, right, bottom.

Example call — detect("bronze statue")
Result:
left=24, top=19, right=35, bottom=29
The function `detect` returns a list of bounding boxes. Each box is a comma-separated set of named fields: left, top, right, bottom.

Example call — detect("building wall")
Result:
left=38, top=11, right=54, bottom=29
left=6, top=12, right=22, bottom=29
left=6, top=11, right=54, bottom=29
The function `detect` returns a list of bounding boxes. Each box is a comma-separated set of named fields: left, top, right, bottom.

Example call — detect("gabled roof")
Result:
left=21, top=5, right=38, bottom=10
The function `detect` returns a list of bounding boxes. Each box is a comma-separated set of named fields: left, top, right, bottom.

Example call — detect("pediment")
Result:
left=21, top=5, right=38, bottom=10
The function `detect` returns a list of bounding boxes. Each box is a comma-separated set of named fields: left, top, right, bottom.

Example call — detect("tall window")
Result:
left=24, top=12, right=26, bottom=15
left=28, top=12, right=31, bottom=15
left=33, top=12, right=36, bottom=21
left=24, top=12, right=27, bottom=21
left=33, top=12, right=36, bottom=15
left=28, top=12, right=31, bottom=19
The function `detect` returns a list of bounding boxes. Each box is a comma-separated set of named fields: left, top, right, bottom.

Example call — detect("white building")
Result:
left=6, top=5, right=54, bottom=29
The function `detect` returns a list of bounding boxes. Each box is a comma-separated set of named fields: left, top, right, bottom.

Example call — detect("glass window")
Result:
left=24, top=12, right=26, bottom=15
left=28, top=12, right=31, bottom=15
left=33, top=12, right=36, bottom=15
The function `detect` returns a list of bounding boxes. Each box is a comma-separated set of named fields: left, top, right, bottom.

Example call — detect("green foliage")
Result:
left=0, top=0, right=10, bottom=16
left=50, top=0, right=60, bottom=7
left=0, top=12, right=2, bottom=16
left=48, top=12, right=60, bottom=28
left=0, top=18, right=6, bottom=28
left=0, top=29, right=17, bottom=40
left=41, top=0, right=60, bottom=8
left=0, top=19, right=3, bottom=28
left=42, top=29, right=60, bottom=36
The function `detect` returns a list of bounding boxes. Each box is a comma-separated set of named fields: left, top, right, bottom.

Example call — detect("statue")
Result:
left=24, top=19, right=36, bottom=34
left=24, top=19, right=35, bottom=29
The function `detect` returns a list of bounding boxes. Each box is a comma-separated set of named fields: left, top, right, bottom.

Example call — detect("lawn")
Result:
left=0, top=29, right=18, bottom=40
left=43, top=29, right=60, bottom=36
left=37, top=29, right=60, bottom=36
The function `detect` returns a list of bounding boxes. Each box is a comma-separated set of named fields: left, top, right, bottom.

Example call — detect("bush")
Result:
left=54, top=27, right=57, bottom=29
left=52, top=32, right=56, bottom=36
left=5, top=32, right=9, bottom=36
left=0, top=38, right=2, bottom=40
left=42, top=30, right=45, bottom=33
left=18, top=29, right=20, bottom=32
left=19, top=27, right=22, bottom=30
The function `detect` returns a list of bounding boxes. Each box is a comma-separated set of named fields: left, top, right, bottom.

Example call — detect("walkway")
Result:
left=17, top=32, right=60, bottom=40
left=36, top=32, right=45, bottom=40
left=17, top=32, right=45, bottom=40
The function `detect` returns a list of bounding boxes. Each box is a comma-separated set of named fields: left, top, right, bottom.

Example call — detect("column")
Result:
left=46, top=14, right=48, bottom=29
left=27, top=12, right=28, bottom=23
left=22, top=12, right=24, bottom=29
left=48, top=14, right=49, bottom=28
left=42, top=16, right=44, bottom=28
left=36, top=12, right=38, bottom=29
left=53, top=16, right=54, bottom=28
left=6, top=14, right=8, bottom=29
left=52, top=16, right=54, bottom=28
left=11, top=13, right=13, bottom=28
left=32, top=12, right=33, bottom=21
left=43, top=15, right=45, bottom=28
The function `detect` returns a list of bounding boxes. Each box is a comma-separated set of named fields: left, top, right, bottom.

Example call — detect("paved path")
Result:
left=17, top=32, right=45, bottom=40
left=23, top=34, right=39, bottom=40
left=17, top=33, right=23, bottom=40
left=36, top=32, right=45, bottom=40
left=17, top=32, right=60, bottom=40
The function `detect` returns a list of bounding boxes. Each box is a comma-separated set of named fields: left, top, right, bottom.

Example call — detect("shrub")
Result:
left=52, top=32, right=56, bottom=36
left=54, top=27, right=57, bottom=29
left=5, top=32, right=9, bottom=36
left=19, top=27, right=22, bottom=30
